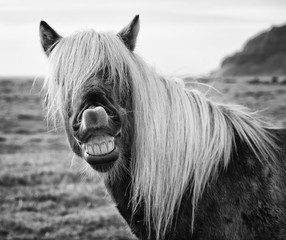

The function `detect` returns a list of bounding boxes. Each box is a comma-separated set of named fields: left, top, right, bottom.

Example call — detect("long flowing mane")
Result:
left=44, top=29, right=278, bottom=240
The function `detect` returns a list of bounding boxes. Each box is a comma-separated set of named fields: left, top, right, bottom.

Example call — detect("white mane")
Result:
left=44, top=29, right=277, bottom=240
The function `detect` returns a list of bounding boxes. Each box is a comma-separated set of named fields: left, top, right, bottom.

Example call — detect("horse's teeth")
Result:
left=108, top=142, right=113, bottom=151
left=83, top=135, right=115, bottom=156
left=93, top=144, right=100, bottom=155
left=88, top=145, right=93, bottom=153
left=101, top=143, right=107, bottom=154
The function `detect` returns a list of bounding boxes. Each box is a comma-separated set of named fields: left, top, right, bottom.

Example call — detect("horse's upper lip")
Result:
left=75, top=129, right=121, bottom=144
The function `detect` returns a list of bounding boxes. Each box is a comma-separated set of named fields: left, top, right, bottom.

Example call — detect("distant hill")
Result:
left=212, top=24, right=286, bottom=77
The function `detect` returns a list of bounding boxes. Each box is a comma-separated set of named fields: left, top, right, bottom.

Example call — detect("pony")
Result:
left=39, top=16, right=286, bottom=240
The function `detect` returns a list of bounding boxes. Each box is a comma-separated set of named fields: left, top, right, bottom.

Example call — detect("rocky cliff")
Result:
left=213, top=24, right=286, bottom=77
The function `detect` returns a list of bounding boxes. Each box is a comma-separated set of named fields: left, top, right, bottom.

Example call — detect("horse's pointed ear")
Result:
left=118, top=15, right=140, bottom=51
left=39, top=21, right=62, bottom=57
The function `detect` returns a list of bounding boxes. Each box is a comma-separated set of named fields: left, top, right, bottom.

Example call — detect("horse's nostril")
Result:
left=72, top=123, right=80, bottom=132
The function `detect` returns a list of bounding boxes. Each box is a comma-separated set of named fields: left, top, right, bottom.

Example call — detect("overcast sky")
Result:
left=0, top=0, right=285, bottom=77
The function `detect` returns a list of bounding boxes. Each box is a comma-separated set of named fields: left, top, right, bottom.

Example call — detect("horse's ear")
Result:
left=39, top=21, right=62, bottom=57
left=118, top=15, right=140, bottom=51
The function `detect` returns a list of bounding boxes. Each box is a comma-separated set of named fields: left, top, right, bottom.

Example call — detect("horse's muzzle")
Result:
left=73, top=106, right=121, bottom=172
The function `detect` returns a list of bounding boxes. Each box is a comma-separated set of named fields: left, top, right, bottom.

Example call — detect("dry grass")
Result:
left=210, top=76, right=286, bottom=127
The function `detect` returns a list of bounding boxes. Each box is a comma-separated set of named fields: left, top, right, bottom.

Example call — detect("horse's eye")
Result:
left=67, top=108, right=72, bottom=118
left=65, top=103, right=73, bottom=118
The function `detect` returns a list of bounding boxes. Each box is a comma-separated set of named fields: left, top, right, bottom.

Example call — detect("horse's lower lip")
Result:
left=84, top=146, right=119, bottom=166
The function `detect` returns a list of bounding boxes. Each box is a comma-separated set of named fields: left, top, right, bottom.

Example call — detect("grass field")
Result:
left=0, top=78, right=136, bottom=240
left=0, top=76, right=285, bottom=240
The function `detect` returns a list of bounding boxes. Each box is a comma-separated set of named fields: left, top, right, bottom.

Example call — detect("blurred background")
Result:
left=1, top=0, right=286, bottom=76
left=0, top=0, right=285, bottom=239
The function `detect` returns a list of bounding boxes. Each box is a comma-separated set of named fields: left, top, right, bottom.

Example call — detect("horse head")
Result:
left=39, top=16, right=140, bottom=173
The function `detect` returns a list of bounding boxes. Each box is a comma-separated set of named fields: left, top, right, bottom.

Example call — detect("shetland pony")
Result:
left=39, top=16, right=286, bottom=240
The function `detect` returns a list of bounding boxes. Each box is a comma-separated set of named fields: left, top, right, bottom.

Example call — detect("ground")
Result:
left=0, top=76, right=285, bottom=240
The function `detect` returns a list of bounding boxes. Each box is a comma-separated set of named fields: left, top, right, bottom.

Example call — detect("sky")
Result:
left=0, top=0, right=285, bottom=77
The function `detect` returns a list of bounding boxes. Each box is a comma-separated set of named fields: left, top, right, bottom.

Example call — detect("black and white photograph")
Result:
left=0, top=0, right=286, bottom=239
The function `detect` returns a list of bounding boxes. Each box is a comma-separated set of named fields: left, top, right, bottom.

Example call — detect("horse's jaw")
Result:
left=79, top=134, right=120, bottom=172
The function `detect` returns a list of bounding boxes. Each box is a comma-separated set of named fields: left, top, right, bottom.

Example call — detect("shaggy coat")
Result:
left=39, top=16, right=286, bottom=240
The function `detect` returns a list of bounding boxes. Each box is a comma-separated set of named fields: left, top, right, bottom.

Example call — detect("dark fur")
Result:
left=64, top=81, right=286, bottom=239
left=105, top=128, right=286, bottom=240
